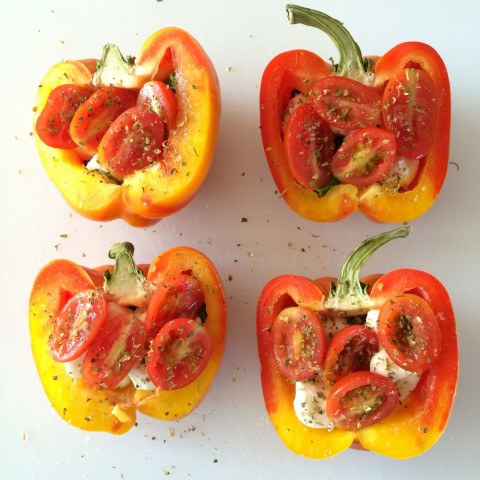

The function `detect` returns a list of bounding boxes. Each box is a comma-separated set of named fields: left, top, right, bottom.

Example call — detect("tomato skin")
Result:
left=146, top=318, right=213, bottom=390
left=283, top=102, right=335, bottom=190
left=326, top=370, right=399, bottom=430
left=97, top=106, right=166, bottom=179
left=271, top=306, right=326, bottom=381
left=145, top=273, right=205, bottom=339
left=382, top=68, right=438, bottom=160
left=137, top=81, right=178, bottom=132
left=311, top=76, right=382, bottom=132
left=48, top=289, right=107, bottom=362
left=69, top=86, right=137, bottom=154
left=82, top=312, right=147, bottom=390
left=323, top=324, right=379, bottom=386
left=331, top=127, right=396, bottom=187
left=35, top=84, right=93, bottom=149
left=377, top=294, right=441, bottom=373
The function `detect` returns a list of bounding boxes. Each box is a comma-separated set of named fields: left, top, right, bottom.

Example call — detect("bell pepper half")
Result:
left=256, top=226, right=458, bottom=458
left=259, top=5, right=450, bottom=222
left=29, top=243, right=227, bottom=434
left=33, top=27, right=220, bottom=227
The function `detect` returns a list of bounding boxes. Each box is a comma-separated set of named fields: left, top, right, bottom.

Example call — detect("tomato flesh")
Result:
left=312, top=76, right=382, bottom=132
left=82, top=312, right=146, bottom=390
left=326, top=370, right=399, bottom=430
left=145, top=273, right=205, bottom=339
left=283, top=102, right=334, bottom=190
left=331, top=127, right=396, bottom=187
left=146, top=318, right=213, bottom=390
left=382, top=68, right=438, bottom=160
left=137, top=81, right=178, bottom=132
left=272, top=306, right=326, bottom=381
left=48, top=289, right=107, bottom=362
left=97, top=106, right=166, bottom=179
left=377, top=294, right=441, bottom=373
left=36, top=84, right=92, bottom=149
left=69, top=86, right=137, bottom=154
left=323, top=324, right=379, bottom=385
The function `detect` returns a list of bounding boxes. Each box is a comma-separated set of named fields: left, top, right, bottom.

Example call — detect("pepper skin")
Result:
left=256, top=227, right=458, bottom=458
left=259, top=5, right=450, bottom=223
left=33, top=28, right=220, bottom=227
left=29, top=246, right=227, bottom=434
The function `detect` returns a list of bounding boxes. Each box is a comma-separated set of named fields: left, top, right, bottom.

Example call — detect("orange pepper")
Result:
left=256, top=227, right=458, bottom=458
left=33, top=28, right=220, bottom=227
left=29, top=244, right=227, bottom=434
left=259, top=5, right=450, bottom=222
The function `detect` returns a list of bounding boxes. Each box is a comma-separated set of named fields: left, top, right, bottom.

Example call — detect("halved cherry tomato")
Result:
left=283, top=102, right=334, bottom=190
left=377, top=294, right=441, bottom=373
left=326, top=370, right=399, bottom=430
left=331, top=127, right=396, bottom=187
left=145, top=273, right=205, bottom=339
left=48, top=289, right=107, bottom=362
left=323, top=324, right=379, bottom=385
left=69, top=86, right=137, bottom=154
left=35, top=84, right=92, bottom=149
left=311, top=76, right=382, bottom=132
left=146, top=318, right=213, bottom=390
left=137, top=81, right=178, bottom=132
left=82, top=312, right=146, bottom=390
left=97, top=106, right=165, bottom=179
left=382, top=68, right=438, bottom=160
left=271, top=306, right=326, bottom=381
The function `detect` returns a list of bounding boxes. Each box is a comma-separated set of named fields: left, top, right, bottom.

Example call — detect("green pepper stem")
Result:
left=324, top=226, right=412, bottom=314
left=286, top=4, right=374, bottom=84
left=92, top=43, right=148, bottom=89
left=103, top=242, right=157, bottom=307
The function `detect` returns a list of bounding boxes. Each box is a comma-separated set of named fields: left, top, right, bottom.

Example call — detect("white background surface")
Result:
left=1, top=0, right=479, bottom=478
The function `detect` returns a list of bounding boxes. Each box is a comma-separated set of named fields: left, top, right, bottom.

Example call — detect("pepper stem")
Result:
left=324, top=226, right=412, bottom=314
left=286, top=4, right=374, bottom=85
left=92, top=43, right=146, bottom=89
left=103, top=242, right=156, bottom=307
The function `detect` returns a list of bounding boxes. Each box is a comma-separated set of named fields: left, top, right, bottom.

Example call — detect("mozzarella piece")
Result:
left=365, top=308, right=380, bottom=330
left=321, top=315, right=350, bottom=340
left=381, top=157, right=420, bottom=191
left=128, top=361, right=156, bottom=391
left=293, top=374, right=334, bottom=430
left=370, top=349, right=420, bottom=401
left=64, top=353, right=85, bottom=378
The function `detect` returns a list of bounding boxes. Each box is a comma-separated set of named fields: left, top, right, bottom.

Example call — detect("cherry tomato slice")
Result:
left=311, top=76, right=382, bottom=132
left=97, top=106, right=165, bottom=179
left=271, top=306, right=326, bottom=381
left=69, top=86, right=137, bottom=154
left=331, top=127, right=396, bottom=187
left=326, top=370, right=399, bottom=430
left=377, top=294, right=441, bottom=373
left=323, top=324, right=379, bottom=386
left=48, top=289, right=107, bottom=362
left=146, top=318, right=213, bottom=390
left=137, top=81, right=178, bottom=132
left=36, top=84, right=92, bottom=149
left=145, top=273, right=205, bottom=339
left=382, top=68, right=438, bottom=160
left=283, top=102, right=335, bottom=190
left=82, top=312, right=146, bottom=390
